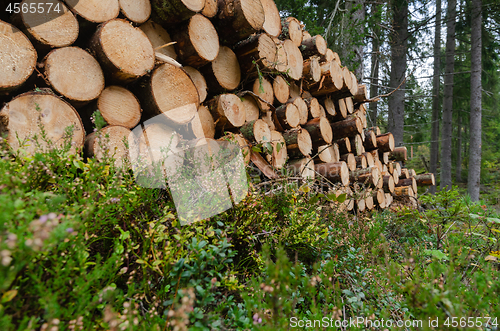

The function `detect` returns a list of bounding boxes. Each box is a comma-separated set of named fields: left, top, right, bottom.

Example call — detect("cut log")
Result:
left=332, top=98, right=348, bottom=121
left=340, top=153, right=356, bottom=171
left=192, top=105, right=215, bottom=139
left=319, top=48, right=334, bottom=62
left=367, top=126, right=382, bottom=135
left=283, top=39, right=303, bottom=80
left=150, top=0, right=204, bottom=24
left=234, top=33, right=276, bottom=77
left=400, top=168, right=410, bottom=179
left=362, top=152, right=375, bottom=168
left=331, top=116, right=363, bottom=140
left=376, top=133, right=395, bottom=153
left=409, top=169, right=417, bottom=177
left=241, top=94, right=260, bottom=122
left=262, top=110, right=275, bottom=131
left=288, top=80, right=300, bottom=98
left=394, top=161, right=402, bottom=177
left=396, top=177, right=417, bottom=194
left=365, top=195, right=374, bottom=211
left=369, top=149, right=379, bottom=161
left=288, top=157, right=315, bottom=179
left=349, top=134, right=365, bottom=155
left=302, top=57, right=321, bottom=85
left=414, top=173, right=435, bottom=186
left=275, top=103, right=300, bottom=130
left=202, top=0, right=218, bottom=17
left=349, top=167, right=380, bottom=187
left=300, top=35, right=327, bottom=58
left=315, top=161, right=349, bottom=186
left=95, top=86, right=141, bottom=129
left=355, top=154, right=367, bottom=169
left=393, top=169, right=400, bottom=186
left=344, top=97, right=354, bottom=114
left=139, top=20, right=177, bottom=60
left=0, top=21, right=37, bottom=95
left=385, top=193, right=393, bottom=207
left=260, top=0, right=281, bottom=37
left=42, top=47, right=105, bottom=107
left=375, top=188, right=385, bottom=208
left=303, top=117, right=333, bottom=146
left=390, top=146, right=407, bottom=161
left=216, top=0, right=265, bottom=45
left=240, top=118, right=271, bottom=144
left=289, top=97, right=308, bottom=125
left=64, top=0, right=120, bottom=23
left=383, top=175, right=395, bottom=193
left=0, top=91, right=84, bottom=155
left=317, top=144, right=338, bottom=163
left=12, top=0, right=78, bottom=49
left=349, top=72, right=358, bottom=96
left=394, top=186, right=414, bottom=198
left=353, top=84, right=368, bottom=104
left=252, top=77, right=274, bottom=111
left=250, top=149, right=279, bottom=179
left=85, top=125, right=131, bottom=167
left=206, top=93, right=246, bottom=129
left=218, top=132, right=251, bottom=164
left=119, top=0, right=151, bottom=24
left=183, top=66, right=207, bottom=102
left=266, top=130, right=287, bottom=169
left=283, top=127, right=312, bottom=157
left=336, top=137, right=351, bottom=155
left=90, top=19, right=154, bottom=84
left=170, top=14, right=219, bottom=68
left=382, top=152, right=390, bottom=164
left=304, top=97, right=322, bottom=119
left=321, top=97, right=336, bottom=118
left=356, top=198, right=366, bottom=212
left=273, top=75, right=290, bottom=104
left=302, top=30, right=311, bottom=40
left=199, top=46, right=240, bottom=93
left=280, top=17, right=302, bottom=47
left=309, top=61, right=343, bottom=97
left=374, top=158, right=383, bottom=173
left=138, top=62, right=199, bottom=123
left=273, top=38, right=288, bottom=72
left=363, top=130, right=378, bottom=151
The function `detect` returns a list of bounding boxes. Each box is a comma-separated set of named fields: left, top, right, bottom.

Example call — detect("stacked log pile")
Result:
left=0, top=0, right=434, bottom=211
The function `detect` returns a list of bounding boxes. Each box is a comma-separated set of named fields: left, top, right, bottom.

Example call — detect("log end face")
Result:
left=189, top=14, right=220, bottom=63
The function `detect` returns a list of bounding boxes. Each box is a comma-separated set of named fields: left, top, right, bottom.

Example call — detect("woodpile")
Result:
left=0, top=0, right=433, bottom=212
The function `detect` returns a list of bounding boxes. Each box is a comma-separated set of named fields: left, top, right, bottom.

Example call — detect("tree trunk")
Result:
left=468, top=0, right=482, bottom=201
left=387, top=0, right=408, bottom=147
left=414, top=173, right=436, bottom=186
left=330, top=116, right=363, bottom=139
left=429, top=0, right=442, bottom=194
left=303, top=117, right=333, bottom=146
left=440, top=0, right=456, bottom=191
left=456, top=115, right=462, bottom=182
left=352, top=0, right=365, bottom=80
left=369, top=4, right=381, bottom=127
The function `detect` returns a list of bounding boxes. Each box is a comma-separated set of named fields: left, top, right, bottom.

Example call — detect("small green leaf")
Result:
left=337, top=193, right=347, bottom=203
left=1, top=290, right=17, bottom=303
left=251, top=146, right=261, bottom=153
left=136, top=259, right=147, bottom=264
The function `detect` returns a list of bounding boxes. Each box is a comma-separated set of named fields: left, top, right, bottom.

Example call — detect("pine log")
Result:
left=288, top=80, right=300, bottom=98
left=150, top=0, right=204, bottom=24
left=119, top=0, right=151, bottom=24
left=139, top=20, right=177, bottom=60
left=390, top=146, right=407, bottom=161
left=262, top=110, right=275, bottom=131
left=340, top=153, right=356, bottom=171
left=280, top=17, right=302, bottom=47
left=302, top=30, right=311, bottom=40
left=396, top=177, right=417, bottom=194
left=381, top=152, right=390, bottom=164
left=90, top=19, right=154, bottom=84
left=316, top=144, right=339, bottom=163
left=199, top=46, right=240, bottom=93
left=0, top=21, right=37, bottom=95
left=303, top=117, right=333, bottom=146
left=383, top=175, right=395, bottom=193
left=206, top=94, right=246, bottom=129
left=376, top=133, right=395, bottom=153
left=283, top=127, right=312, bottom=157
left=356, top=198, right=366, bottom=212
left=369, top=149, right=379, bottom=161
left=218, top=132, right=251, bottom=164
left=260, top=0, right=281, bottom=37
left=273, top=75, right=290, bottom=104
left=367, top=126, right=382, bottom=135
left=234, top=33, right=277, bottom=77
left=315, top=161, right=349, bottom=186
left=240, top=118, right=271, bottom=144
left=302, top=56, right=321, bottom=84
left=363, top=130, right=378, bottom=151
left=409, top=169, right=417, bottom=177
left=349, top=71, right=358, bottom=96
left=336, top=137, right=351, bottom=155
left=275, top=103, right=300, bottom=130
left=283, top=39, right=303, bottom=80
left=192, top=105, right=215, bottom=139
left=321, top=97, right=336, bottom=118
left=355, top=108, right=367, bottom=129
left=266, top=130, right=287, bottom=169
left=241, top=94, right=260, bottom=122
left=11, top=0, right=78, bottom=49
left=170, top=14, right=219, bottom=68
left=394, top=186, right=414, bottom=198
left=393, top=161, right=402, bottom=177
left=319, top=48, right=334, bottom=62
left=374, top=158, right=383, bottom=173
left=202, top=0, right=218, bottom=17
left=288, top=157, right=315, bottom=179
left=331, top=116, right=363, bottom=140
left=215, top=0, right=265, bottom=45
left=365, top=195, right=374, bottom=211
left=303, top=97, right=321, bottom=119
left=349, top=167, right=380, bottom=187
left=349, top=134, right=365, bottom=155
left=250, top=149, right=280, bottom=179
left=42, top=47, right=105, bottom=107
left=332, top=98, right=348, bottom=121
left=309, top=61, right=343, bottom=97
left=361, top=152, right=374, bottom=168
left=252, top=77, right=274, bottom=111
left=138, top=62, right=199, bottom=123
left=0, top=91, right=85, bottom=155
left=344, top=97, right=354, bottom=114
left=355, top=154, right=367, bottom=169
left=64, top=0, right=120, bottom=23
left=184, top=66, right=207, bottom=102
left=300, top=35, right=327, bottom=58
left=375, top=188, right=386, bottom=208
left=393, top=169, right=400, bottom=185
left=385, top=193, right=393, bottom=207
left=400, top=168, right=410, bottom=179
left=288, top=97, right=308, bottom=125
left=85, top=125, right=131, bottom=167
left=95, top=86, right=141, bottom=129
left=352, top=84, right=369, bottom=104
left=414, top=173, right=435, bottom=186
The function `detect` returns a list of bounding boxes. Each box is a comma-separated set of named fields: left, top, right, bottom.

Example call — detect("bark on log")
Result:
left=250, top=149, right=279, bottom=179
left=349, top=167, right=380, bottom=187
left=260, top=0, right=281, bottom=37
left=376, top=133, right=395, bottom=153
left=170, top=14, right=220, bottom=68
left=414, top=173, right=435, bottom=186
left=85, top=125, right=131, bottom=167
left=279, top=17, right=302, bottom=47
left=367, top=126, right=381, bottom=135
left=349, top=134, right=365, bottom=155
left=199, top=46, right=240, bottom=93
left=139, top=20, right=177, bottom=60
left=396, top=177, right=417, bottom=194
left=150, top=0, right=204, bottom=24
left=362, top=152, right=375, bottom=167
left=300, top=35, right=327, bottom=58
left=0, top=91, right=85, bottom=155
left=363, top=130, right=378, bottom=151
left=383, top=175, right=395, bottom=193
left=302, top=56, right=321, bottom=84
left=355, top=154, right=367, bottom=169
left=315, top=161, right=349, bottom=186
left=400, top=168, right=410, bottom=179
left=215, top=0, right=265, bottom=45
left=184, top=66, right=207, bottom=102
left=336, top=137, right=351, bottom=155
left=138, top=62, right=199, bottom=123
left=0, top=21, right=37, bottom=95
left=275, top=103, right=300, bottom=130
left=390, top=146, right=407, bottom=161
left=394, top=186, right=414, bottom=197
left=331, top=116, right=363, bottom=140
left=283, top=39, right=303, bottom=80
left=340, top=153, right=356, bottom=171
left=303, top=117, right=333, bottom=146
left=234, top=33, right=276, bottom=77
left=283, top=127, right=312, bottom=157
left=206, top=94, right=246, bottom=129
left=309, top=61, right=343, bottom=97
left=289, top=97, right=308, bottom=125
left=332, top=98, right=348, bottom=121
left=42, top=47, right=105, bottom=107
left=304, top=97, right=321, bottom=119
left=90, top=19, right=155, bottom=84
left=64, top=0, right=120, bottom=23
left=288, top=157, right=315, bottom=179
left=119, top=0, right=151, bottom=24
left=95, top=86, right=141, bottom=129
left=273, top=75, right=290, bottom=104
left=192, top=105, right=215, bottom=139
left=239, top=118, right=271, bottom=144
left=352, top=84, right=369, bottom=104
left=266, top=130, right=287, bottom=169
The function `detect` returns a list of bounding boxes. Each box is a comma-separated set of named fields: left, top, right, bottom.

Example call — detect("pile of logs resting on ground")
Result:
left=0, top=0, right=435, bottom=211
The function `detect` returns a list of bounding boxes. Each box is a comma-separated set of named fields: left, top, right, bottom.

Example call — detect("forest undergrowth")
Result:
left=0, top=135, right=499, bottom=331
